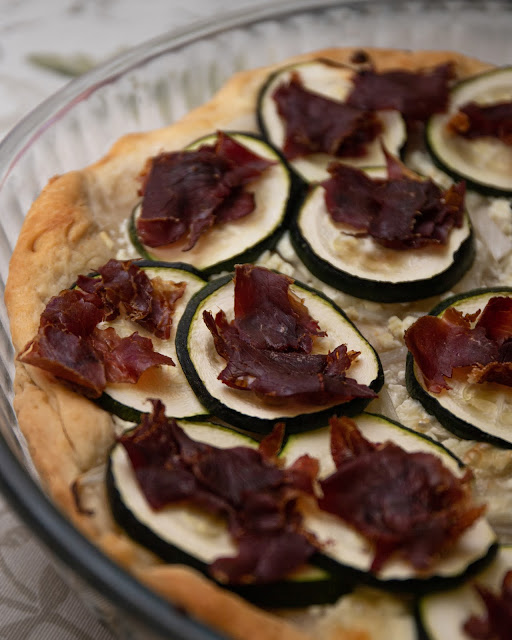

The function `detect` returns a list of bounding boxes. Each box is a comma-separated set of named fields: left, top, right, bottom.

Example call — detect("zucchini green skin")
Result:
left=312, top=539, right=498, bottom=596
left=93, top=261, right=209, bottom=423
left=281, top=411, right=465, bottom=470
left=415, top=545, right=512, bottom=640
left=281, top=412, right=497, bottom=595
left=95, top=393, right=145, bottom=424
left=424, top=138, right=512, bottom=199
left=405, top=287, right=512, bottom=449
left=175, top=273, right=384, bottom=434
left=128, top=209, right=151, bottom=261
left=95, top=393, right=210, bottom=425
left=107, top=422, right=346, bottom=608
left=425, top=67, right=512, bottom=198
left=256, top=66, right=282, bottom=152
left=108, top=469, right=347, bottom=607
left=289, top=210, right=475, bottom=304
left=129, top=132, right=306, bottom=277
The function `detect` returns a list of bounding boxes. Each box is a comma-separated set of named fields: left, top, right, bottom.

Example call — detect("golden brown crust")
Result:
left=137, top=565, right=312, bottom=640
left=4, top=47, right=494, bottom=640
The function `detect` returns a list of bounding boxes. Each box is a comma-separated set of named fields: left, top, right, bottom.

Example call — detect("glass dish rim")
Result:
left=0, top=0, right=511, bottom=637
left=0, top=0, right=500, bottom=189
left=0, top=0, right=337, bottom=190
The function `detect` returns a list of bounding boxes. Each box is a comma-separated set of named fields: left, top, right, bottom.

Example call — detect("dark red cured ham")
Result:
left=33, top=288, right=105, bottom=336
left=463, top=570, right=512, bottom=640
left=404, top=311, right=497, bottom=393
left=19, top=306, right=173, bottom=397
left=20, top=321, right=108, bottom=395
left=137, top=132, right=275, bottom=250
left=205, top=310, right=375, bottom=404
left=318, top=416, right=485, bottom=572
left=405, top=296, right=512, bottom=392
left=233, top=264, right=325, bottom=352
left=346, top=63, right=455, bottom=122
left=203, top=265, right=376, bottom=404
left=91, top=328, right=173, bottom=386
left=272, top=72, right=382, bottom=160
left=322, top=154, right=465, bottom=250
left=18, top=260, right=178, bottom=397
left=472, top=295, right=512, bottom=345
left=76, top=259, right=186, bottom=340
left=448, top=100, right=512, bottom=145
left=119, top=400, right=318, bottom=584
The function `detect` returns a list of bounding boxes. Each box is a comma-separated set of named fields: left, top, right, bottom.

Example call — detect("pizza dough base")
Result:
left=4, top=47, right=497, bottom=640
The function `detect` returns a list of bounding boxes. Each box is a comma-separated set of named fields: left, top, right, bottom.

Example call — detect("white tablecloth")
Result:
left=0, top=1, right=275, bottom=637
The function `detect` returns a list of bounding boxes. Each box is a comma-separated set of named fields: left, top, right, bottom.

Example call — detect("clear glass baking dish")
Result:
left=1, top=0, right=512, bottom=638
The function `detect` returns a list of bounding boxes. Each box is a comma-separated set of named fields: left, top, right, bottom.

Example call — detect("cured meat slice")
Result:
left=405, top=296, right=512, bottom=392
left=203, top=265, right=376, bottom=404
left=90, top=328, right=173, bottom=386
left=472, top=295, right=512, bottom=344
left=322, top=155, right=465, bottom=250
left=463, top=570, right=512, bottom=640
left=404, top=311, right=497, bottom=393
left=119, top=400, right=317, bottom=584
left=204, top=309, right=375, bottom=404
left=447, top=100, right=512, bottom=145
left=137, top=132, right=276, bottom=250
left=347, top=63, right=455, bottom=122
left=20, top=322, right=107, bottom=396
left=233, top=264, right=325, bottom=352
left=18, top=260, right=177, bottom=396
left=19, top=317, right=173, bottom=398
left=271, top=72, right=382, bottom=159
left=319, top=416, right=485, bottom=572
left=77, top=259, right=186, bottom=340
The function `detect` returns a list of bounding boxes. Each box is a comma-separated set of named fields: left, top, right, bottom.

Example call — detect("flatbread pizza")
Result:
left=6, top=47, right=512, bottom=640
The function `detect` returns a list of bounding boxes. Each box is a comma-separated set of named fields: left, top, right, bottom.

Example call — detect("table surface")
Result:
left=0, top=1, right=274, bottom=637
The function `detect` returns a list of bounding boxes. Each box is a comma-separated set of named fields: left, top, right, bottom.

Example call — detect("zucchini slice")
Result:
left=426, top=67, right=512, bottom=196
left=417, top=545, right=512, bottom=640
left=129, top=132, right=301, bottom=276
left=406, top=287, right=512, bottom=449
left=175, top=273, right=383, bottom=434
left=290, top=183, right=474, bottom=303
left=108, top=419, right=345, bottom=607
left=96, top=262, right=208, bottom=422
left=257, top=59, right=406, bottom=183
left=280, top=413, right=497, bottom=593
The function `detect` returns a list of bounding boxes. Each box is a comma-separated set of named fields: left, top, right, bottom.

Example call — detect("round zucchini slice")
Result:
left=175, top=273, right=384, bottom=434
left=129, top=132, right=301, bottom=276
left=96, top=262, right=208, bottom=422
left=281, top=412, right=497, bottom=593
left=417, top=545, right=512, bottom=640
left=406, top=287, right=512, bottom=449
left=257, top=59, right=406, bottom=183
left=108, top=419, right=345, bottom=607
left=426, top=67, right=512, bottom=196
left=290, top=183, right=474, bottom=303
